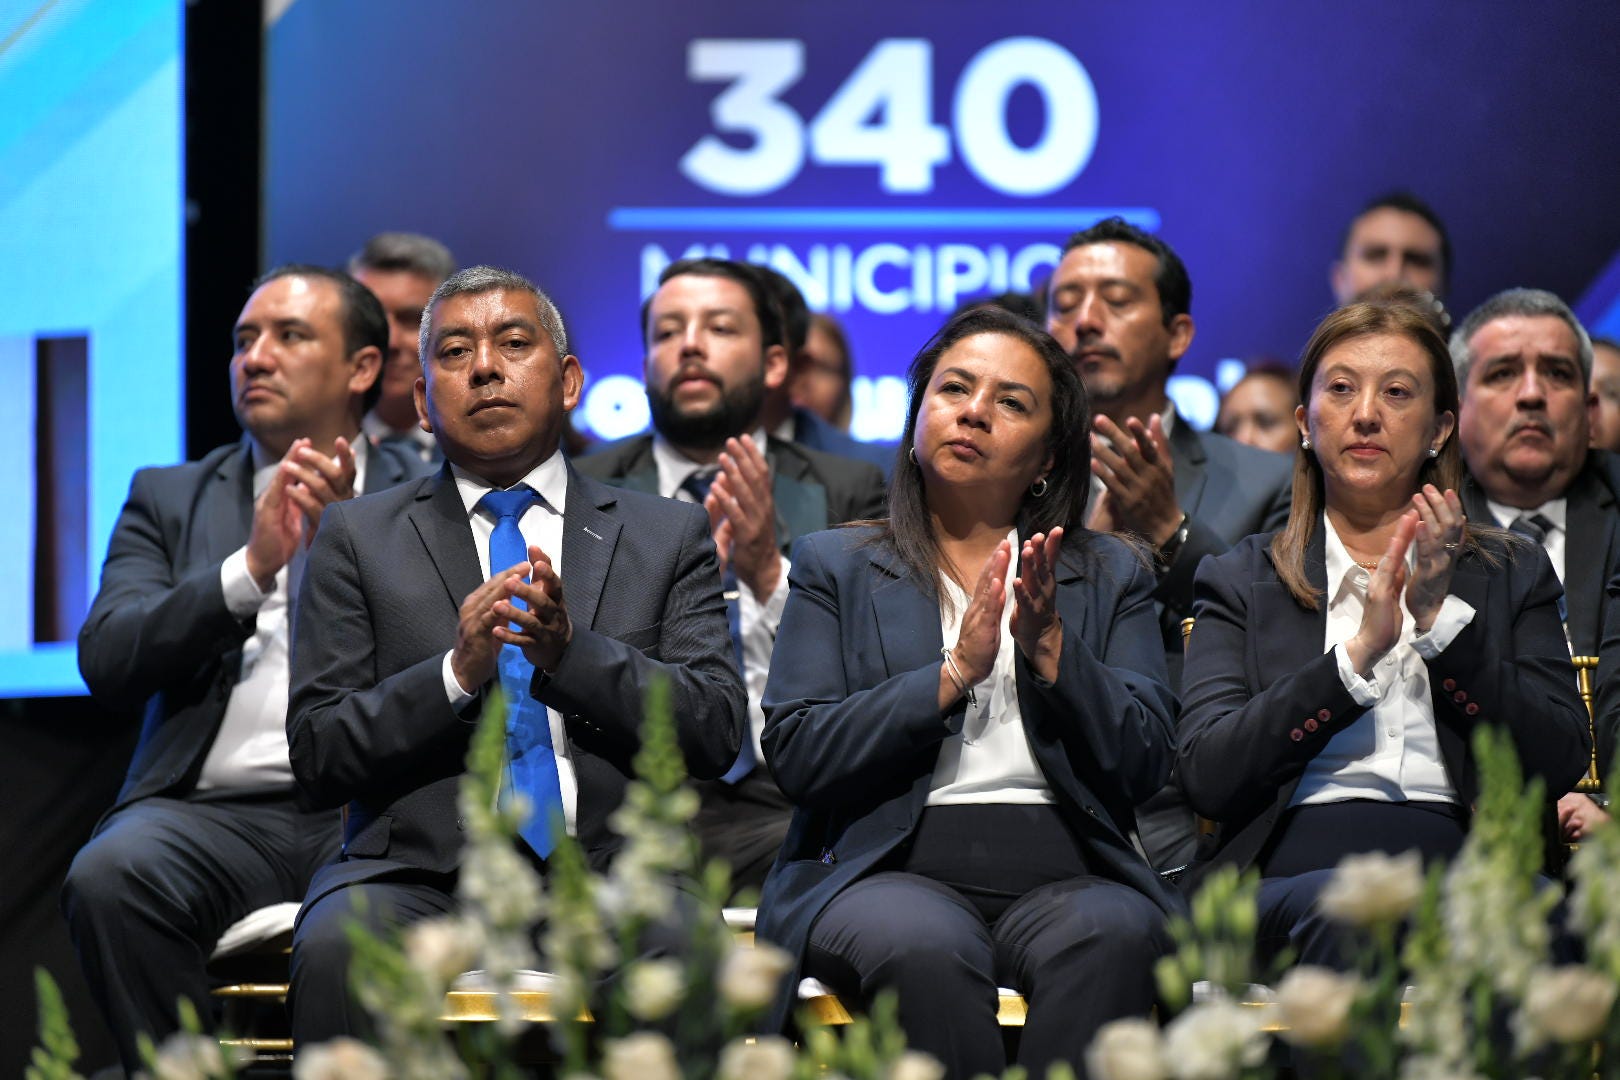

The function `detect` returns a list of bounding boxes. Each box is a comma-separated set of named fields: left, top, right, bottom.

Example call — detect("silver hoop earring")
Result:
left=908, top=447, right=917, bottom=464
left=1301, top=437, right=1312, bottom=450
left=1030, top=477, right=1049, bottom=498
left=1427, top=447, right=1439, bottom=458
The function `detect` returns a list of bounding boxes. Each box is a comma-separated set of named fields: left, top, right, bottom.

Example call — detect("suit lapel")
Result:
left=205, top=442, right=255, bottom=564
left=1563, top=464, right=1612, bottom=655
left=560, top=469, right=621, bottom=632
left=868, top=547, right=945, bottom=677
left=1051, top=548, right=1089, bottom=643
left=1169, top=418, right=1209, bottom=516
left=408, top=467, right=485, bottom=610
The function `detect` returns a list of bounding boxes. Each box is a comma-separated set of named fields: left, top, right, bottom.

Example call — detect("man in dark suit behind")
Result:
left=1045, top=219, right=1294, bottom=871
left=65, top=265, right=426, bottom=1073
left=576, top=258, right=887, bottom=895
left=1454, top=287, right=1618, bottom=841
left=286, top=266, right=745, bottom=1045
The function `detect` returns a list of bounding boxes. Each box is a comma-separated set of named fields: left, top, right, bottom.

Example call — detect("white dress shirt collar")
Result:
left=449, top=449, right=569, bottom=519
left=651, top=427, right=771, bottom=501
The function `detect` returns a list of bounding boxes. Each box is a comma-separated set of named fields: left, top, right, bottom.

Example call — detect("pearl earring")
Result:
left=1427, top=447, right=1439, bottom=458
left=1301, top=437, right=1312, bottom=450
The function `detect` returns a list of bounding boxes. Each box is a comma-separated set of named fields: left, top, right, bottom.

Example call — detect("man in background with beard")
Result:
left=576, top=258, right=886, bottom=895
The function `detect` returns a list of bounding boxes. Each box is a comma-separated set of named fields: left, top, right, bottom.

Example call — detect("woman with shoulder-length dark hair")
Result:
left=1178, top=298, right=1589, bottom=966
left=756, top=306, right=1179, bottom=1079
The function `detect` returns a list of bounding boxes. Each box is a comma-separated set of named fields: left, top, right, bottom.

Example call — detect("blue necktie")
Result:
left=477, top=486, right=564, bottom=856
left=681, top=471, right=755, bottom=783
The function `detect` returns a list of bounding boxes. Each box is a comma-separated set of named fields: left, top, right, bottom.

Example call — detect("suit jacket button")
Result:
left=1442, top=678, right=1457, bottom=692
left=1290, top=728, right=1305, bottom=742
left=1304, top=718, right=1319, bottom=733
left=1453, top=690, right=1468, bottom=703
left=1316, top=708, right=1331, bottom=722
left=1465, top=702, right=1480, bottom=716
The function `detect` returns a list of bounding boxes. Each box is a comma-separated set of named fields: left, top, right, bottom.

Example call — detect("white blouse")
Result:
left=1291, top=514, right=1475, bottom=807
left=927, top=530, right=1056, bottom=806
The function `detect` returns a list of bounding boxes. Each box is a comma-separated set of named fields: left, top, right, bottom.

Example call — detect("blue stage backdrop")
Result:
left=265, top=1, right=1620, bottom=445
left=0, top=0, right=182, bottom=697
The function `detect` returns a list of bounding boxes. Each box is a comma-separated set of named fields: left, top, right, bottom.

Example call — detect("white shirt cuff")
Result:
left=442, top=651, right=477, bottom=711
left=1333, top=642, right=1381, bottom=707
left=220, top=546, right=271, bottom=619
left=1411, top=595, right=1475, bottom=659
left=739, top=554, right=791, bottom=642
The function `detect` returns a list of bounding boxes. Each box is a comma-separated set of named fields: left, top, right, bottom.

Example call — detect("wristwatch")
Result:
left=1155, top=513, right=1190, bottom=573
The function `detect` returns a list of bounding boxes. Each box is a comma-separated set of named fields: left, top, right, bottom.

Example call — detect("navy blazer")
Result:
left=286, top=464, right=747, bottom=903
left=77, top=438, right=426, bottom=813
left=1178, top=528, right=1590, bottom=876
left=755, top=526, right=1180, bottom=1028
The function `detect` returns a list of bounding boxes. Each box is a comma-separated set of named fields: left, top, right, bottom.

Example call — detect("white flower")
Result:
left=1318, top=849, right=1424, bottom=927
left=293, top=1038, right=391, bottom=1080
left=459, top=841, right=545, bottom=928
left=887, top=1050, right=946, bottom=1080
left=1518, top=964, right=1618, bottom=1047
left=403, top=918, right=484, bottom=984
left=142, top=1032, right=237, bottom=1080
left=1085, top=1017, right=1169, bottom=1080
left=1163, top=1000, right=1268, bottom=1080
left=718, top=942, right=794, bottom=1011
left=602, top=1032, right=680, bottom=1080
left=1274, top=966, right=1361, bottom=1048
left=717, top=1035, right=797, bottom=1080
left=624, top=957, right=687, bottom=1020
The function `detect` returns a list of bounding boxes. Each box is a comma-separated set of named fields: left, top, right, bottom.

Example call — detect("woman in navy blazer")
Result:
left=1179, top=296, right=1589, bottom=967
left=757, top=307, right=1178, bottom=1079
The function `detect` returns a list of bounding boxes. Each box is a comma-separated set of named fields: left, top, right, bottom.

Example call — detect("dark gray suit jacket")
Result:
left=574, top=432, right=888, bottom=548
left=1460, top=449, right=1620, bottom=658
left=1156, top=420, right=1294, bottom=679
left=286, top=464, right=747, bottom=900
left=77, top=438, right=426, bottom=814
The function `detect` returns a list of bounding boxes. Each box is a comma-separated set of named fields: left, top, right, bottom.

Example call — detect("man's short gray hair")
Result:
left=348, top=231, right=456, bottom=282
left=1450, top=287, right=1593, bottom=389
left=419, top=266, right=569, bottom=365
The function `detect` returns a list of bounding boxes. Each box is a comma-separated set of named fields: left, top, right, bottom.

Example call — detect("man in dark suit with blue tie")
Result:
left=284, top=266, right=746, bottom=1045
left=1046, top=219, right=1295, bottom=871
left=576, top=258, right=887, bottom=894
left=65, top=265, right=427, bottom=1073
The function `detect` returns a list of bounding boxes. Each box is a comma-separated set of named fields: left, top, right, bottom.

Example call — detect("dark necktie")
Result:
left=476, top=486, right=564, bottom=856
left=1509, top=512, right=1566, bottom=624
left=681, top=471, right=755, bottom=783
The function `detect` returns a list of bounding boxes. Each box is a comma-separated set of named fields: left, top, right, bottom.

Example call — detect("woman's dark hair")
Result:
left=1272, top=297, right=1498, bottom=608
left=868, top=306, right=1092, bottom=593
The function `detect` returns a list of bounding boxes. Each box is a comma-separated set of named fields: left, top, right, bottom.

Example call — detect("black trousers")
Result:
left=694, top=769, right=793, bottom=898
left=1257, top=799, right=1467, bottom=969
left=804, top=805, right=1169, bottom=1080
left=59, top=790, right=340, bottom=1075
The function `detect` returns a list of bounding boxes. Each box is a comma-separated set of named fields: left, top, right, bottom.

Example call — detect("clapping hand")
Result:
left=1404, top=484, right=1465, bottom=631
left=940, top=540, right=1010, bottom=711
left=1011, top=528, right=1065, bottom=682
left=1345, top=513, right=1416, bottom=677
left=705, top=434, right=783, bottom=599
